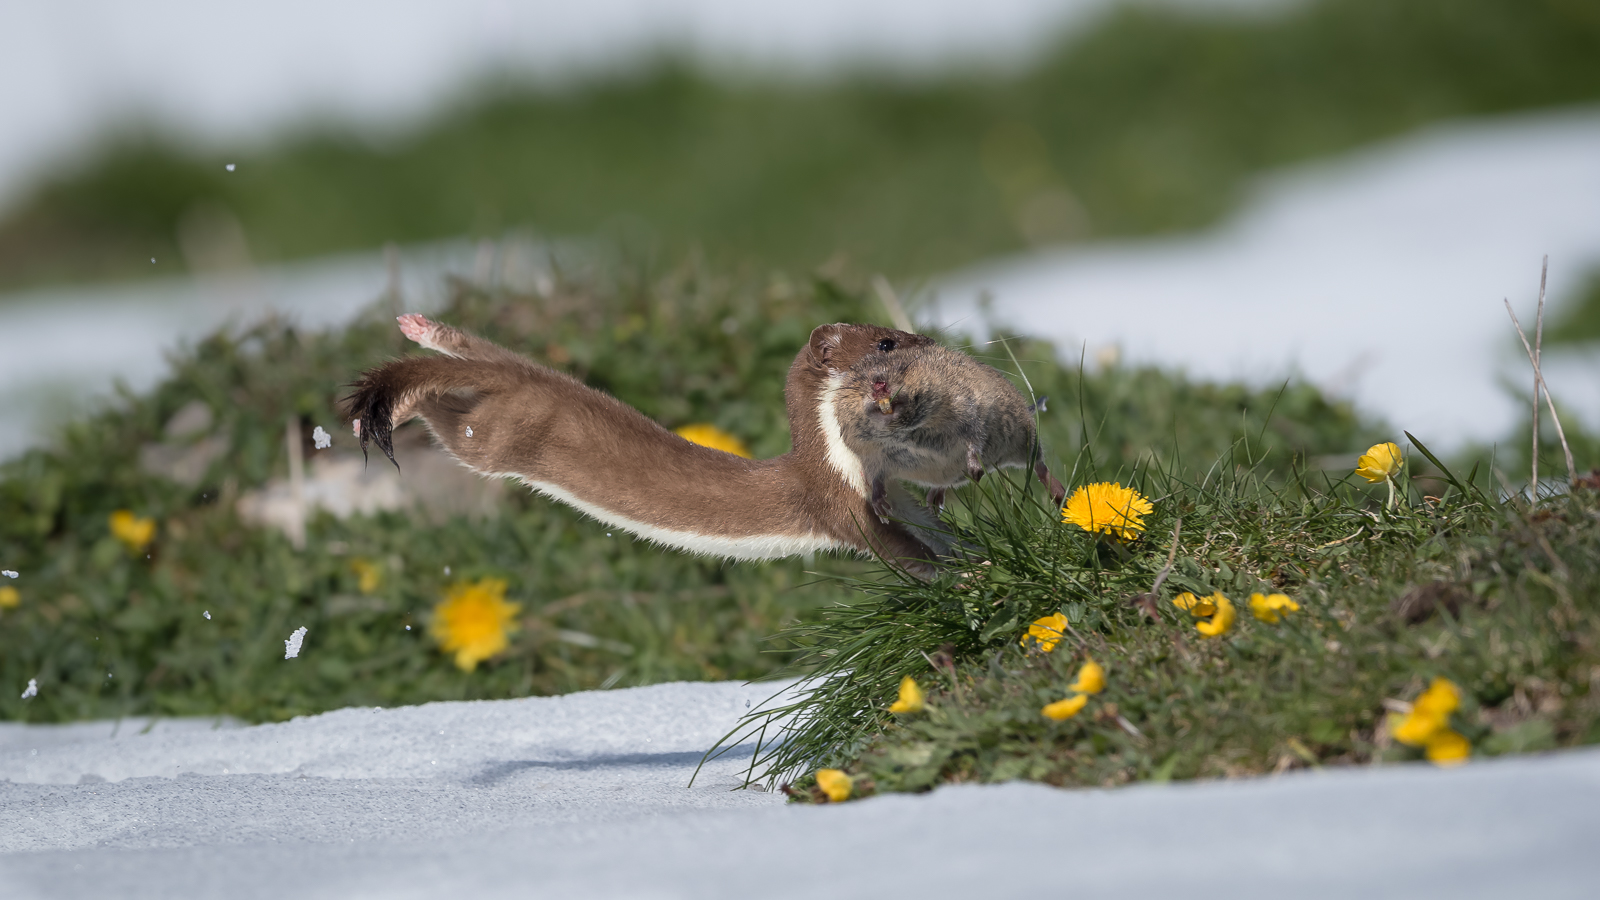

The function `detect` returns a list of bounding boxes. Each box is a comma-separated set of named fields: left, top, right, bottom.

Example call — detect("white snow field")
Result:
left=927, top=108, right=1600, bottom=452
left=2, top=680, right=1599, bottom=899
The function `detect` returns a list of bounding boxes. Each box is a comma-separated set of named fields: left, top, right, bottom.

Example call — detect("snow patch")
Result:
left=284, top=626, right=308, bottom=659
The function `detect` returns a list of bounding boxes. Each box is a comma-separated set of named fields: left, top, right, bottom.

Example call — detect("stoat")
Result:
left=345, top=316, right=1060, bottom=578
left=822, top=329, right=1067, bottom=516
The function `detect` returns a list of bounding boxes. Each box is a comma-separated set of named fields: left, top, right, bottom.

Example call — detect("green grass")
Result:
left=3, top=0, right=1599, bottom=289
left=1, top=257, right=1390, bottom=723
left=727, top=439, right=1600, bottom=799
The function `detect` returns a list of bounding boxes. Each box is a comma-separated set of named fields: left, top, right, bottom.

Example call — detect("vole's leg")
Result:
left=966, top=444, right=985, bottom=482
left=925, top=487, right=947, bottom=514
left=398, top=314, right=526, bottom=365
left=1035, top=460, right=1067, bottom=505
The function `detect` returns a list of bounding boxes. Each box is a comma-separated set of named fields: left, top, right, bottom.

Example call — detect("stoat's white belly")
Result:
left=515, top=477, right=846, bottom=562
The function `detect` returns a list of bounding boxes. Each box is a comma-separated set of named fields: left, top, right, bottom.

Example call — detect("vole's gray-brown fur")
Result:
left=815, top=326, right=1065, bottom=517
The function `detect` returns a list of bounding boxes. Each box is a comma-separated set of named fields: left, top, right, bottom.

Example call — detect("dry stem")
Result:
left=1504, top=256, right=1575, bottom=498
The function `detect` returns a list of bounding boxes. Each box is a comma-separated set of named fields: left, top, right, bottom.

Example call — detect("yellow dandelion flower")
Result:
left=109, top=510, right=156, bottom=552
left=674, top=424, right=752, bottom=459
left=0, top=586, right=18, bottom=609
left=1424, top=729, right=1471, bottom=767
left=1172, top=592, right=1217, bottom=617
left=430, top=577, right=521, bottom=671
left=350, top=558, right=383, bottom=594
left=815, top=768, right=853, bottom=802
left=1175, top=592, right=1234, bottom=637
left=1042, top=694, right=1089, bottom=721
left=1414, top=677, right=1461, bottom=717
left=1392, top=678, right=1462, bottom=748
left=1355, top=442, right=1402, bottom=484
left=889, top=676, right=925, bottom=714
left=1194, top=594, right=1236, bottom=638
left=1068, top=659, right=1105, bottom=695
left=1249, top=592, right=1300, bottom=623
left=1021, top=613, right=1070, bottom=653
left=1061, top=482, right=1152, bottom=541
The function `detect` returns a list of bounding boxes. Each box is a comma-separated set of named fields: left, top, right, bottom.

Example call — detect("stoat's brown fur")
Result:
left=345, top=316, right=973, bottom=576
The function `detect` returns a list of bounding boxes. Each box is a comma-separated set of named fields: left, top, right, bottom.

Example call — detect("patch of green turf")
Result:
left=732, top=443, right=1600, bottom=799
left=0, top=258, right=1386, bottom=723
left=3, top=0, right=1598, bottom=289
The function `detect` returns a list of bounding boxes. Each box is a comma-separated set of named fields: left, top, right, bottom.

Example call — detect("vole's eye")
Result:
left=877, top=339, right=897, bottom=352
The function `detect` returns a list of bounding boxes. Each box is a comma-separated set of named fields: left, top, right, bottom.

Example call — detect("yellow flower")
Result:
left=1424, top=729, right=1471, bottom=767
left=1068, top=659, right=1105, bottom=695
left=1175, top=592, right=1235, bottom=637
left=1355, top=442, right=1402, bottom=484
left=1172, top=592, right=1217, bottom=617
left=350, top=558, right=383, bottom=594
left=109, top=510, right=156, bottom=552
left=815, top=768, right=853, bottom=802
left=1042, top=694, right=1089, bottom=721
left=1414, top=677, right=1461, bottom=717
left=889, top=676, right=925, bottom=714
left=0, top=586, right=18, bottom=609
left=673, top=424, right=752, bottom=459
left=1249, top=592, right=1300, bottom=623
left=1061, top=482, right=1152, bottom=541
left=1392, top=677, right=1463, bottom=748
left=429, top=577, right=521, bottom=671
left=1021, top=613, right=1070, bottom=653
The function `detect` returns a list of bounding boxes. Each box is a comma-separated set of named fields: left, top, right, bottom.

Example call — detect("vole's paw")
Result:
left=397, top=314, right=438, bottom=348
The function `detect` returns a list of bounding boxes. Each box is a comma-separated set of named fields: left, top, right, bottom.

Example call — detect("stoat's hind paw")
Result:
left=397, top=313, right=437, bottom=349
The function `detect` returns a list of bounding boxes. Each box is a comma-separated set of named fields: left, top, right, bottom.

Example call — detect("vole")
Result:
left=344, top=315, right=1062, bottom=578
left=816, top=325, right=1066, bottom=518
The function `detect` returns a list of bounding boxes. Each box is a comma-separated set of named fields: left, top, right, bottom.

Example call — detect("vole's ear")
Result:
left=807, top=324, right=846, bottom=371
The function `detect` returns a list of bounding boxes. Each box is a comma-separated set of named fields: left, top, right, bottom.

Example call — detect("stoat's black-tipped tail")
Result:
left=343, top=363, right=403, bottom=470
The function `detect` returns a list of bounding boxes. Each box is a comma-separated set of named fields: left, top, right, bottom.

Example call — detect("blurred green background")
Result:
left=3, top=0, right=1598, bottom=289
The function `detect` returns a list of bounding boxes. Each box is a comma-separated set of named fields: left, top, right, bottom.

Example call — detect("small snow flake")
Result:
left=444, top=566, right=451, bottom=576
left=203, top=610, right=212, bottom=620
left=225, top=163, right=236, bottom=172
left=151, top=258, right=157, bottom=263
left=1, top=570, right=17, bottom=578
left=465, top=426, right=474, bottom=437
left=21, top=678, right=38, bottom=699
left=312, top=426, right=332, bottom=449
left=284, top=626, right=308, bottom=659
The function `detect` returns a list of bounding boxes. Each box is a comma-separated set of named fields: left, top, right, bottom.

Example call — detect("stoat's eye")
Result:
left=877, top=339, right=897, bottom=352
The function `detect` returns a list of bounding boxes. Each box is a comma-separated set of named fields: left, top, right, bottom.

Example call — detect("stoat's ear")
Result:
left=807, top=324, right=847, bottom=371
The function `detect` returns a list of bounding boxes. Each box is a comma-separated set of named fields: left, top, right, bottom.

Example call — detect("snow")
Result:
left=311, top=426, right=332, bottom=449
left=928, top=108, right=1600, bottom=452
left=19, top=679, right=37, bottom=700
left=1, top=570, right=17, bottom=578
left=283, top=627, right=308, bottom=660
left=0, top=680, right=1596, bottom=898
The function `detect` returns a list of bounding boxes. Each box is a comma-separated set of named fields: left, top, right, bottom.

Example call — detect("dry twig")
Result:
left=1504, top=256, right=1576, bottom=497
